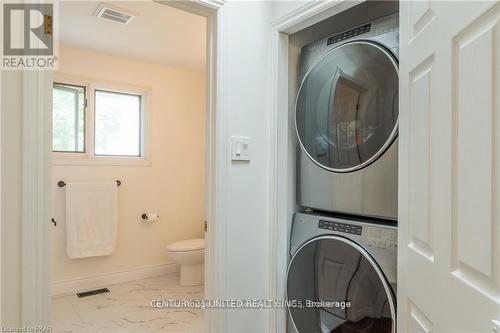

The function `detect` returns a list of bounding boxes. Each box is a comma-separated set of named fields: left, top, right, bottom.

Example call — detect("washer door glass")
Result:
left=287, top=236, right=395, bottom=333
left=296, top=41, right=398, bottom=172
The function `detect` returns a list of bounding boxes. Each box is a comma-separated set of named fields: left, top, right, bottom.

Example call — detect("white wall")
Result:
left=217, top=2, right=274, bottom=332
left=51, top=44, right=206, bottom=282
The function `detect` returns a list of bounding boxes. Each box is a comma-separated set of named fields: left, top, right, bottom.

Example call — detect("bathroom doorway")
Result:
left=47, top=1, right=215, bottom=331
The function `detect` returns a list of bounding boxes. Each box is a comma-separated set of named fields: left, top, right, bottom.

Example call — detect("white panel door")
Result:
left=399, top=1, right=499, bottom=332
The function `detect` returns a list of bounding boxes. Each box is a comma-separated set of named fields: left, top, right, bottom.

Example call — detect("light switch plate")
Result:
left=231, top=137, right=250, bottom=161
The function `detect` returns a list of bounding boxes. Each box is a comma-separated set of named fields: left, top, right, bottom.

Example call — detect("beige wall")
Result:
left=51, top=44, right=206, bottom=282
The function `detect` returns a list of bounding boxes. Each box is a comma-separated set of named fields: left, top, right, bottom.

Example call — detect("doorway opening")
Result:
left=49, top=2, right=212, bottom=331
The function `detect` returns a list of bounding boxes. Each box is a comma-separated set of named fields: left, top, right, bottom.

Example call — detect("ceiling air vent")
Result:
left=94, top=4, right=136, bottom=25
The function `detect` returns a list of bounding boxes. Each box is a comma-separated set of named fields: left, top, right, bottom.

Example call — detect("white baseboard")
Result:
left=51, top=262, right=179, bottom=296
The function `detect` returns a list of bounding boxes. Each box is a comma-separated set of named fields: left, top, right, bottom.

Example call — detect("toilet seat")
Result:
left=167, top=238, right=205, bottom=252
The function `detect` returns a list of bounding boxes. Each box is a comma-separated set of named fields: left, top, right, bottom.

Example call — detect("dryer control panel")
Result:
left=326, top=23, right=371, bottom=45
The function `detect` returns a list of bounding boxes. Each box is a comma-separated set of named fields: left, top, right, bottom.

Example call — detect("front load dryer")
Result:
left=296, top=14, right=399, bottom=220
left=286, top=212, right=397, bottom=333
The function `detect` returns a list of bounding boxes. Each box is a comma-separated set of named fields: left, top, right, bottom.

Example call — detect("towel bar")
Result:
left=58, top=180, right=121, bottom=187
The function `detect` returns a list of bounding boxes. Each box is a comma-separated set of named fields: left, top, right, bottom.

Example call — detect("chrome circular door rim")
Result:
left=294, top=40, right=399, bottom=173
left=286, top=235, right=396, bottom=333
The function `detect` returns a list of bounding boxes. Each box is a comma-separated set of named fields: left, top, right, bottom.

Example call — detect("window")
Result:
left=94, top=90, right=141, bottom=157
left=52, top=75, right=149, bottom=165
left=52, top=83, right=86, bottom=152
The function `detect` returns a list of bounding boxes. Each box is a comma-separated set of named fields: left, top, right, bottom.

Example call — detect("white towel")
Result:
left=65, top=182, right=118, bottom=258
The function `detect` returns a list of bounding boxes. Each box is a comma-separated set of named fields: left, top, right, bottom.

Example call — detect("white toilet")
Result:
left=167, top=238, right=205, bottom=286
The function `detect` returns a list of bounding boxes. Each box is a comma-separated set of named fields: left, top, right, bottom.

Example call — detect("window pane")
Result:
left=52, top=83, right=85, bottom=152
left=95, top=90, right=141, bottom=156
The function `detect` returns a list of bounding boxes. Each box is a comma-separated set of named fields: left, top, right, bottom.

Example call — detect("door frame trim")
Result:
left=21, top=71, right=53, bottom=325
left=21, top=1, right=226, bottom=331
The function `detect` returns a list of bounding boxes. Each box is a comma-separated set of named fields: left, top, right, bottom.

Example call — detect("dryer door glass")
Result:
left=287, top=236, right=395, bottom=333
left=296, top=41, right=398, bottom=172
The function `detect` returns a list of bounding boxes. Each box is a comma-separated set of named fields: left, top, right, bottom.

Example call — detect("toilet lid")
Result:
left=168, top=238, right=205, bottom=252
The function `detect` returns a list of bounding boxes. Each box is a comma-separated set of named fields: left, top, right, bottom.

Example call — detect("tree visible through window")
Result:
left=52, top=83, right=85, bottom=152
left=94, top=90, right=141, bottom=157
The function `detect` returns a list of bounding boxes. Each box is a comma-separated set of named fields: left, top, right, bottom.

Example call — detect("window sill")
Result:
left=53, top=154, right=151, bottom=167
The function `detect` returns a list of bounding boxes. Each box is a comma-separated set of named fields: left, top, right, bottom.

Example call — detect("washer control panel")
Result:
left=318, top=220, right=362, bottom=235
left=365, top=226, right=397, bottom=249
left=317, top=219, right=397, bottom=249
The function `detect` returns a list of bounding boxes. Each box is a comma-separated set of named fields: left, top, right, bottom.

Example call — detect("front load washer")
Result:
left=287, top=212, right=397, bottom=333
left=296, top=14, right=399, bottom=220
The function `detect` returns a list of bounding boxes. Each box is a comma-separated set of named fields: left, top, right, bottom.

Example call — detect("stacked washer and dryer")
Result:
left=287, top=13, right=399, bottom=333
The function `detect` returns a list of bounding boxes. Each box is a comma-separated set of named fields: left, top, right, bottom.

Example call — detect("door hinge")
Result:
left=44, top=15, right=53, bottom=35
left=51, top=218, right=57, bottom=226
left=204, top=221, right=207, bottom=232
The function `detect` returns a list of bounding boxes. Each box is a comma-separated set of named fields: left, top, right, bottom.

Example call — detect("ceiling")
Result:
left=59, top=1, right=206, bottom=71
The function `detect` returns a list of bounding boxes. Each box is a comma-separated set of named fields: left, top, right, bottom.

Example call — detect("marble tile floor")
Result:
left=51, top=273, right=204, bottom=333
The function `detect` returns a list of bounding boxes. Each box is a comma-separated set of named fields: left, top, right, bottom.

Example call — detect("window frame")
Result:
left=52, top=73, right=151, bottom=166
left=52, top=82, right=87, bottom=154
left=94, top=88, right=143, bottom=158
